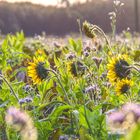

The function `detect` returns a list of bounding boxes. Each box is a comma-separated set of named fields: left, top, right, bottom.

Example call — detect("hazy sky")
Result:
left=3, top=0, right=86, bottom=6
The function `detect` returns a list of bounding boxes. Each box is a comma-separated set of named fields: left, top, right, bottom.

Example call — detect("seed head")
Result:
left=83, top=21, right=95, bottom=39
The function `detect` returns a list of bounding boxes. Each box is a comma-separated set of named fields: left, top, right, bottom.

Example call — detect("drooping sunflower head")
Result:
left=82, top=21, right=96, bottom=39
left=115, top=79, right=133, bottom=95
left=67, top=61, right=86, bottom=77
left=107, top=55, right=130, bottom=83
left=27, top=57, right=48, bottom=84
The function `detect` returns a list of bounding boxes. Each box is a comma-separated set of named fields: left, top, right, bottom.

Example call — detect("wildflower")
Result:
left=59, top=135, right=79, bottom=140
left=66, top=52, right=76, bottom=60
left=83, top=46, right=91, bottom=52
left=23, top=85, right=32, bottom=92
left=115, top=79, right=133, bottom=95
left=107, top=111, right=125, bottom=124
left=82, top=21, right=96, bottom=39
left=59, top=135, right=69, bottom=140
left=5, top=107, right=37, bottom=140
left=84, top=85, right=100, bottom=100
left=85, top=85, right=99, bottom=94
left=107, top=110, right=127, bottom=134
left=25, top=97, right=33, bottom=103
left=83, top=51, right=89, bottom=57
left=92, top=57, right=103, bottom=68
left=7, top=59, right=14, bottom=66
left=107, top=55, right=130, bottom=83
left=103, top=82, right=111, bottom=88
left=19, top=98, right=26, bottom=104
left=107, top=103, right=140, bottom=134
left=100, top=72, right=107, bottom=80
left=16, top=71, right=26, bottom=82
left=19, top=97, right=33, bottom=104
left=27, top=57, right=48, bottom=84
left=122, top=103, right=140, bottom=121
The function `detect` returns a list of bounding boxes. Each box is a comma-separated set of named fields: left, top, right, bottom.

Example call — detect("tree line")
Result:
left=0, top=0, right=138, bottom=36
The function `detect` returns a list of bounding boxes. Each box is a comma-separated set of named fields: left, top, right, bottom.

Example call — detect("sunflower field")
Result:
left=0, top=17, right=140, bottom=140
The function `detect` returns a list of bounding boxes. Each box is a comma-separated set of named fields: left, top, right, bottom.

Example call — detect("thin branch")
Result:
left=0, top=74, right=19, bottom=102
left=46, top=69, right=71, bottom=104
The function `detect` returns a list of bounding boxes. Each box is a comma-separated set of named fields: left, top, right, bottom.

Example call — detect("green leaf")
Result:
left=49, top=105, right=72, bottom=125
left=125, top=124, right=140, bottom=140
left=69, top=38, right=82, bottom=55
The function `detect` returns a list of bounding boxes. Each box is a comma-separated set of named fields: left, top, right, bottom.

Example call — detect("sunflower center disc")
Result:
left=115, top=60, right=130, bottom=78
left=121, top=84, right=130, bottom=93
left=36, top=63, right=48, bottom=80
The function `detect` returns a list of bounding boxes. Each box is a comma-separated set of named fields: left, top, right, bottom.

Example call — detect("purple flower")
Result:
left=5, top=107, right=27, bottom=128
left=122, top=103, right=140, bottom=120
left=83, top=46, right=91, bottom=52
left=122, top=103, right=140, bottom=113
left=83, top=51, right=89, bottom=57
left=19, top=99, right=26, bottom=104
left=23, top=85, right=32, bottom=92
left=59, top=135, right=69, bottom=140
left=85, top=85, right=99, bottom=93
left=107, top=111, right=125, bottom=124
left=19, top=97, right=33, bottom=104
left=92, top=57, right=103, bottom=68
left=17, top=71, right=26, bottom=82
left=25, top=97, right=33, bottom=103
left=66, top=53, right=76, bottom=60
left=5, top=107, right=38, bottom=140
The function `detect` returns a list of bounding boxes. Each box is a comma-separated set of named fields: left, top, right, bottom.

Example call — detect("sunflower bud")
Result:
left=82, top=21, right=95, bottom=39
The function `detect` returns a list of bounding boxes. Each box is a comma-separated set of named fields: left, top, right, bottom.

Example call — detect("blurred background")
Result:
left=0, top=0, right=139, bottom=36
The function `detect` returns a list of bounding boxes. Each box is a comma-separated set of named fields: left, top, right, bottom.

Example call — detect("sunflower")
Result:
left=82, top=21, right=96, bottom=39
left=27, top=57, right=48, bottom=84
left=67, top=61, right=86, bottom=77
left=107, top=55, right=130, bottom=84
left=115, top=79, right=133, bottom=95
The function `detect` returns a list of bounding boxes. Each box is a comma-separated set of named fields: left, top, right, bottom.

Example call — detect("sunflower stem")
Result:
left=46, top=69, right=71, bottom=104
left=91, top=25, right=113, bottom=54
left=84, top=100, right=95, bottom=137
left=92, top=25, right=110, bottom=45
left=80, top=85, right=94, bottom=137
left=129, top=66, right=140, bottom=73
left=134, top=63, right=140, bottom=67
left=0, top=74, right=19, bottom=102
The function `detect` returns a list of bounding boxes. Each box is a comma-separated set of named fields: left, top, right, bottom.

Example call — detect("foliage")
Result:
left=0, top=26, right=140, bottom=140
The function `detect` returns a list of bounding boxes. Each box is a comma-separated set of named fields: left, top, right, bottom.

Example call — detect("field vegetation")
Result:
left=0, top=0, right=140, bottom=140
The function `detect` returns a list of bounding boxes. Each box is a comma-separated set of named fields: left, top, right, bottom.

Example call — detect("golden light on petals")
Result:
left=107, top=55, right=130, bottom=84
left=27, top=57, right=48, bottom=84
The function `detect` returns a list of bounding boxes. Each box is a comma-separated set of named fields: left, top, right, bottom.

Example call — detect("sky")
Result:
left=2, top=0, right=87, bottom=6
